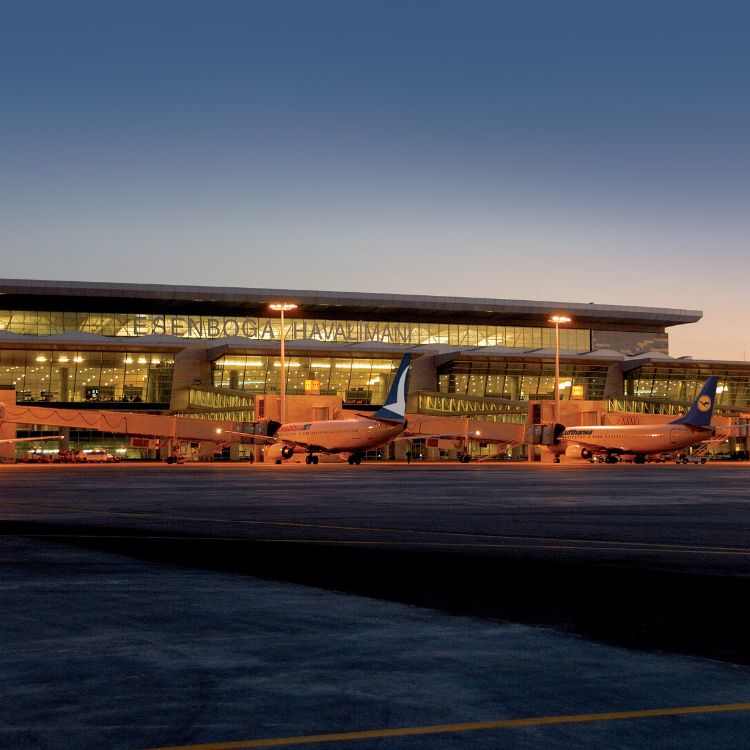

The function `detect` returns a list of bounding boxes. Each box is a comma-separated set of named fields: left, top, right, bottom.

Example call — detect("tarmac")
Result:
left=2, top=462, right=750, bottom=748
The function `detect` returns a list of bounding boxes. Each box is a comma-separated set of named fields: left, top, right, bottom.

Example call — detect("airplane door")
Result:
left=670, top=428, right=678, bottom=445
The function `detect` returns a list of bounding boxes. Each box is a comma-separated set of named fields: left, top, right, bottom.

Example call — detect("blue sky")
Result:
left=1, top=1, right=748, bottom=359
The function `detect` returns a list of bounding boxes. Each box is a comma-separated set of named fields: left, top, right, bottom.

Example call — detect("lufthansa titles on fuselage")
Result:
left=561, top=429, right=594, bottom=437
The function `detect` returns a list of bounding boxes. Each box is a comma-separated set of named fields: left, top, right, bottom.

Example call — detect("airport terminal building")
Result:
left=1, top=278, right=749, bottom=459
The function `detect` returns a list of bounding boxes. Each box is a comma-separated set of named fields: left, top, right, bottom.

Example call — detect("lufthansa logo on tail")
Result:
left=697, top=395, right=712, bottom=412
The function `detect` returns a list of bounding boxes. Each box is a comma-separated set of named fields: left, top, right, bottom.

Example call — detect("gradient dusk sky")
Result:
left=1, top=1, right=748, bottom=359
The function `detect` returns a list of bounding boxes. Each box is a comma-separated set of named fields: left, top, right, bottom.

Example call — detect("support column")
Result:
left=59, top=367, right=70, bottom=402
left=0, top=387, right=16, bottom=462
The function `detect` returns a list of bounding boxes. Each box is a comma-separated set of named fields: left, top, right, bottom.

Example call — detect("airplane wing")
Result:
left=561, top=438, right=615, bottom=454
left=227, top=430, right=315, bottom=450
left=227, top=430, right=281, bottom=443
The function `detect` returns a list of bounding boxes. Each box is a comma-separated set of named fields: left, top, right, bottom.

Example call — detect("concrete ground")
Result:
left=2, top=462, right=750, bottom=748
left=3, top=537, right=750, bottom=750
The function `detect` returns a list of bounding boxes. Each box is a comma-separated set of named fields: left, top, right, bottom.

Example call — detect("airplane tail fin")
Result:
left=670, top=376, right=719, bottom=428
left=371, top=354, right=411, bottom=422
left=265, top=419, right=282, bottom=437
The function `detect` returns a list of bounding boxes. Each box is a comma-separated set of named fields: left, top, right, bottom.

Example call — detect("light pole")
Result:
left=548, top=314, right=572, bottom=427
left=269, top=303, right=298, bottom=423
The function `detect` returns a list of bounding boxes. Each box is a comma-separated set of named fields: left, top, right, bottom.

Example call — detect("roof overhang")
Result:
left=0, top=278, right=702, bottom=329
left=621, top=357, right=750, bottom=373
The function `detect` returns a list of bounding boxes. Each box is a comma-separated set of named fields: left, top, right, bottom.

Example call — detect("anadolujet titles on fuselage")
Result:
left=558, top=376, right=720, bottom=464
left=261, top=353, right=411, bottom=465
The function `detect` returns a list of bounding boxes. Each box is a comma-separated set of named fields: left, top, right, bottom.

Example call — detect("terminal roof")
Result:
left=0, top=278, right=702, bottom=328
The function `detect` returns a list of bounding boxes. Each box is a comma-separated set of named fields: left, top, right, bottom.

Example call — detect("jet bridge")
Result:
left=0, top=389, right=233, bottom=461
left=405, top=415, right=526, bottom=444
left=402, top=415, right=527, bottom=460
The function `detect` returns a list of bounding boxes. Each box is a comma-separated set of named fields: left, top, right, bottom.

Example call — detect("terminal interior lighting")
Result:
left=337, top=363, right=395, bottom=370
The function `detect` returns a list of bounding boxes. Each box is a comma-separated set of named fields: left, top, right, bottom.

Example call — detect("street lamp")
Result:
left=269, top=302, right=298, bottom=423
left=548, top=314, right=572, bottom=428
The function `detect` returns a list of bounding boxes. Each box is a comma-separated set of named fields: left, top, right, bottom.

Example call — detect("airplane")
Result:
left=557, top=376, right=720, bottom=464
left=258, top=353, right=412, bottom=465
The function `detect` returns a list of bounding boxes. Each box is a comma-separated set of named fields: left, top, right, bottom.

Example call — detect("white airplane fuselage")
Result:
left=276, top=418, right=405, bottom=454
left=560, top=424, right=714, bottom=456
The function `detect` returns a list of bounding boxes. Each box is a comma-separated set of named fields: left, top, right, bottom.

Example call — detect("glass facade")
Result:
left=418, top=392, right=528, bottom=423
left=438, top=360, right=609, bottom=401
left=0, top=350, right=174, bottom=404
left=213, top=355, right=402, bottom=405
left=186, top=387, right=255, bottom=423
left=2, top=294, right=745, bottom=461
left=625, top=366, right=750, bottom=410
left=0, top=310, right=592, bottom=351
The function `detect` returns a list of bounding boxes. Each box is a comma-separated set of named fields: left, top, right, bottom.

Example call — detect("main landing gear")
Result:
left=305, top=454, right=319, bottom=465
left=604, top=454, right=619, bottom=464
left=347, top=454, right=362, bottom=465
left=633, top=454, right=646, bottom=465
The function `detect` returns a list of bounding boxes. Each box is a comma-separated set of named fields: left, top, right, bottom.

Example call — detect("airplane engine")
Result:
left=565, top=444, right=593, bottom=460
left=265, top=443, right=294, bottom=463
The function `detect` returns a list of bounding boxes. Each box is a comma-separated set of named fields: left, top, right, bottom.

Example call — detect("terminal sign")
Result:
left=571, top=385, right=584, bottom=400
left=130, top=314, right=413, bottom=344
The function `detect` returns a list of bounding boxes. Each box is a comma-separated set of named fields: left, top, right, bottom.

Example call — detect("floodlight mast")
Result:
left=548, top=314, right=572, bottom=462
left=269, top=303, right=298, bottom=423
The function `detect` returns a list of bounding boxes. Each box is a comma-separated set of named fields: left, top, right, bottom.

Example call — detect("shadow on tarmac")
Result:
left=5, top=519, right=750, bottom=668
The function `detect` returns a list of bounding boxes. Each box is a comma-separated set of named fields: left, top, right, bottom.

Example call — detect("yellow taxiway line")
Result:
left=143, top=702, right=750, bottom=750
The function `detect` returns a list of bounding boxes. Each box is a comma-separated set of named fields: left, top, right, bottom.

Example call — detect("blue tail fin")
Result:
left=372, top=354, right=411, bottom=421
left=671, top=376, right=719, bottom=427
